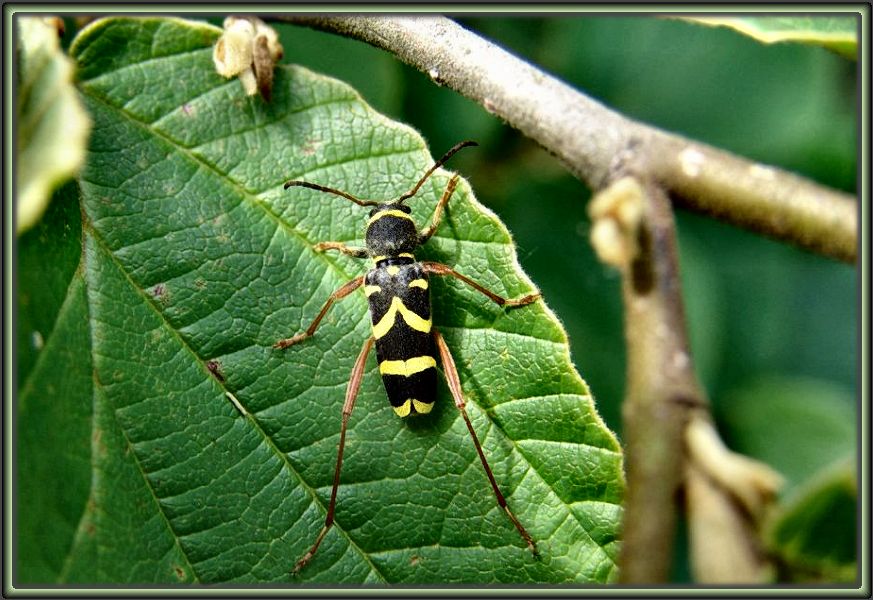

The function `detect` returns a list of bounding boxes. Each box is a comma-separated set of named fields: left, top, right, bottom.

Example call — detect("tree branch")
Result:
left=590, top=177, right=702, bottom=581
left=279, top=15, right=856, bottom=263
left=589, top=177, right=784, bottom=583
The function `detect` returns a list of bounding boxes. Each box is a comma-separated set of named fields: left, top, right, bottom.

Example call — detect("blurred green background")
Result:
left=270, top=16, right=858, bottom=580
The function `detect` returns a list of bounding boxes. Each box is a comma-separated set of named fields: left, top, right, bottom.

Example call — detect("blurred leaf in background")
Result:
left=767, top=458, right=857, bottom=582
left=677, top=16, right=857, bottom=60
left=16, top=16, right=91, bottom=234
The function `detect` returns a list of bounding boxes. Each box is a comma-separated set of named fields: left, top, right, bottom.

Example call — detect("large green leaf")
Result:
left=16, top=16, right=623, bottom=584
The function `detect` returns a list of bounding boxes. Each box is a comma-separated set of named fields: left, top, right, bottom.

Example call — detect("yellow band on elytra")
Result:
left=379, top=355, right=437, bottom=377
left=371, top=297, right=432, bottom=339
left=412, top=399, right=434, bottom=414
left=393, top=399, right=412, bottom=417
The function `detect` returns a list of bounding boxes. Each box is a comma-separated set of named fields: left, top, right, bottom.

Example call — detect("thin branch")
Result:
left=278, top=15, right=857, bottom=263
left=590, top=177, right=704, bottom=581
left=589, top=177, right=783, bottom=583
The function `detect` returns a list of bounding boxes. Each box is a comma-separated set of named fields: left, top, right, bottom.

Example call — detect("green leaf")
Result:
left=767, top=458, right=857, bottom=582
left=678, top=16, right=857, bottom=60
left=16, top=17, right=92, bottom=234
left=17, top=16, right=623, bottom=584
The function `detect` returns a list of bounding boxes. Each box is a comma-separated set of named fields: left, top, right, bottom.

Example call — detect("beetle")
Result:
left=275, top=141, right=540, bottom=573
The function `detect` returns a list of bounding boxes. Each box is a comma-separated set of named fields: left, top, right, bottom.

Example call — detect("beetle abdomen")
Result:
left=365, top=261, right=437, bottom=417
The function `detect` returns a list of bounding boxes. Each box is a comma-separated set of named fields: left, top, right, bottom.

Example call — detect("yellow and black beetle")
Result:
left=275, top=142, right=540, bottom=573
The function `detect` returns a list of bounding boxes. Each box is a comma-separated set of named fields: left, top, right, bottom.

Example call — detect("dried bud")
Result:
left=588, top=176, right=646, bottom=269
left=213, top=16, right=283, bottom=100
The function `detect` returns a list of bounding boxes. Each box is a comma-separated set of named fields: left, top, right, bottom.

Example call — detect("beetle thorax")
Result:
left=365, top=205, right=419, bottom=258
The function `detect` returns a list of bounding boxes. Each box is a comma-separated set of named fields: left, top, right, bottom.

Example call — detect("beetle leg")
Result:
left=273, top=276, right=364, bottom=349
left=433, top=329, right=538, bottom=557
left=313, top=241, right=368, bottom=258
left=292, top=336, right=374, bottom=574
left=417, top=175, right=459, bottom=245
left=421, top=262, right=541, bottom=307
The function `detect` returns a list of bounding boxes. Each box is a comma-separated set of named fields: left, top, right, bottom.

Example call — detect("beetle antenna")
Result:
left=284, top=180, right=381, bottom=207
left=398, top=140, right=478, bottom=204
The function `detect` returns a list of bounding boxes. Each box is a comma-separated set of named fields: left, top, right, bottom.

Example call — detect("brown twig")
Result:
left=589, top=177, right=783, bottom=582
left=590, top=177, right=705, bottom=581
left=276, top=15, right=856, bottom=263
